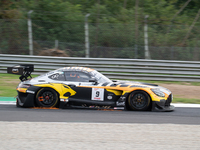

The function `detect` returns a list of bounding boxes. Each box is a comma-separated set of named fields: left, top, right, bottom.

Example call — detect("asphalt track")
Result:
left=0, top=104, right=200, bottom=125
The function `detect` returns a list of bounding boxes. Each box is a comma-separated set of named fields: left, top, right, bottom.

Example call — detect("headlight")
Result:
left=151, top=88, right=165, bottom=97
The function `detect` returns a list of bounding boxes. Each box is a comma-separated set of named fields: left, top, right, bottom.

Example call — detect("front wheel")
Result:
left=35, top=88, right=59, bottom=107
left=127, top=91, right=151, bottom=111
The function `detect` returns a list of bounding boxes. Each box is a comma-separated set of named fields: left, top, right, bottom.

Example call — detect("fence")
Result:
left=1, top=54, right=200, bottom=82
left=1, top=19, right=200, bottom=60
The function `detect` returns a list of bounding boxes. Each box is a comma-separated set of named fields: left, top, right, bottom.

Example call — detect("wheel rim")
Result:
left=130, top=93, right=147, bottom=109
left=39, top=91, right=54, bottom=105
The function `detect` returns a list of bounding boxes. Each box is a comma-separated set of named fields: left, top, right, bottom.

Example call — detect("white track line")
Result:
left=0, top=101, right=15, bottom=104
left=172, top=103, right=200, bottom=108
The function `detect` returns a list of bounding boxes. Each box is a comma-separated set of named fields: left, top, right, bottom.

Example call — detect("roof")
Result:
left=61, top=66, right=94, bottom=72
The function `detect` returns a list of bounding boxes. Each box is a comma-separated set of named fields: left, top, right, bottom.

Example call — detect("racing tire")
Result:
left=127, top=90, right=151, bottom=111
left=35, top=88, right=59, bottom=107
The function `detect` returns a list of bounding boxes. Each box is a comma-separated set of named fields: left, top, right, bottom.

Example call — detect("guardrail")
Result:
left=1, top=54, right=200, bottom=82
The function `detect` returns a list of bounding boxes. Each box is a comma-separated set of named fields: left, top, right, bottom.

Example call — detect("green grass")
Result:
left=1, top=73, right=200, bottom=104
left=173, top=97, right=200, bottom=104
left=0, top=74, right=19, bottom=97
left=0, top=73, right=38, bottom=97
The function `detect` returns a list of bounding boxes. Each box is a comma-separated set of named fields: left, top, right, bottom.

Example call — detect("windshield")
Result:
left=91, top=70, right=112, bottom=83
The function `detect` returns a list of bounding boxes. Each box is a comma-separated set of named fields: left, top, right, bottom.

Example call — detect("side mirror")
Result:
left=89, top=78, right=98, bottom=85
left=112, top=80, right=117, bottom=82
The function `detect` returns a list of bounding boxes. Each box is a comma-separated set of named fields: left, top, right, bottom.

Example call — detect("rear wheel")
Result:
left=128, top=91, right=151, bottom=111
left=36, top=88, right=59, bottom=107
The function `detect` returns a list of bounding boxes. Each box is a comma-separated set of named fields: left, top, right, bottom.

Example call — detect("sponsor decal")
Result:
left=12, top=68, right=19, bottom=73
left=60, top=99, right=69, bottom=102
left=50, top=73, right=59, bottom=79
left=114, top=107, right=124, bottom=110
left=116, top=96, right=126, bottom=106
left=116, top=101, right=125, bottom=106
left=107, top=96, right=113, bottom=100
left=26, top=90, right=35, bottom=94
left=120, top=97, right=126, bottom=100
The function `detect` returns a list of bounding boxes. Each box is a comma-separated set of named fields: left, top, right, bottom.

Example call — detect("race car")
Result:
left=7, top=64, right=174, bottom=111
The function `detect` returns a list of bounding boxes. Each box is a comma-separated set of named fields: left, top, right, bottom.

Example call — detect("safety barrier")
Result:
left=1, top=54, right=200, bottom=82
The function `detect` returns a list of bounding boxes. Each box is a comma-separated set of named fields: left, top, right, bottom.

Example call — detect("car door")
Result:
left=63, top=71, right=94, bottom=102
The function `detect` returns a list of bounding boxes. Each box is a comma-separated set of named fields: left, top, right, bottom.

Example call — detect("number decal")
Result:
left=96, top=91, right=100, bottom=97
left=91, top=88, right=104, bottom=101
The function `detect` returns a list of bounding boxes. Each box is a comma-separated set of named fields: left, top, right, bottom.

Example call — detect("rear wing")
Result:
left=7, top=64, right=34, bottom=81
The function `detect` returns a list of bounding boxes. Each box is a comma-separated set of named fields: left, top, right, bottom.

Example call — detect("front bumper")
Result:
left=151, top=94, right=174, bottom=112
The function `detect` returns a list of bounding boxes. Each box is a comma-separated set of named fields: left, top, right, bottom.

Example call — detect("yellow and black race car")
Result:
left=7, top=65, right=174, bottom=111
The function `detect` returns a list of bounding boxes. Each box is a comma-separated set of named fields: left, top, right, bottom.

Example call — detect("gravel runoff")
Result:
left=0, top=122, right=200, bottom=150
